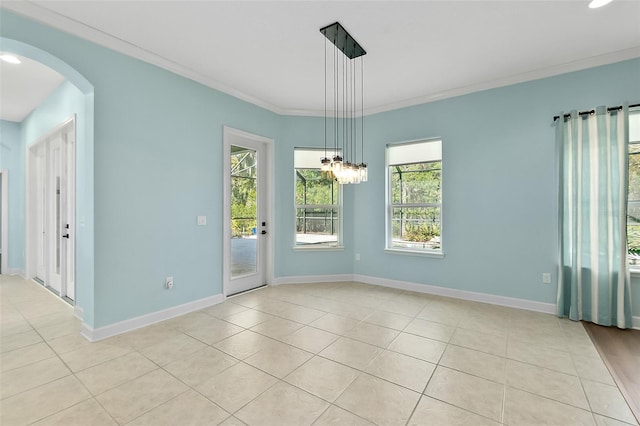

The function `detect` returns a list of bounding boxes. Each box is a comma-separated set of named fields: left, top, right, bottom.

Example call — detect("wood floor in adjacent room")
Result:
left=584, top=321, right=640, bottom=424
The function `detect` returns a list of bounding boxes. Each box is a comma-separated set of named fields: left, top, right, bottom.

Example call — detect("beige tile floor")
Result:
left=1, top=274, right=638, bottom=426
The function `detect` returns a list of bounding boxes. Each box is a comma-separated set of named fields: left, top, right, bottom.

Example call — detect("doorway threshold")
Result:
left=228, top=284, right=267, bottom=298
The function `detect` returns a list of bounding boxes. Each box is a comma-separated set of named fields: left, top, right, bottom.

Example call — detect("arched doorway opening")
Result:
left=0, top=37, right=94, bottom=322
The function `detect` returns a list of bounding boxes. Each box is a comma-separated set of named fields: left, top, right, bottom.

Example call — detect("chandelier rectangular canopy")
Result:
left=320, top=22, right=368, bottom=185
left=320, top=22, right=367, bottom=59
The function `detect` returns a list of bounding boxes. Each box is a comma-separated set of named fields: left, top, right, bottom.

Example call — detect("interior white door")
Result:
left=63, top=130, right=75, bottom=300
left=29, top=117, right=76, bottom=301
left=35, top=144, right=46, bottom=281
left=47, top=134, right=63, bottom=293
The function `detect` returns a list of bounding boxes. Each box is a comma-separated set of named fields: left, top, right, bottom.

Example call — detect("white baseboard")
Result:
left=5, top=268, right=26, bottom=279
left=272, top=274, right=355, bottom=286
left=81, top=293, right=225, bottom=342
left=353, top=274, right=557, bottom=315
left=73, top=306, right=84, bottom=321
left=78, top=276, right=635, bottom=341
left=274, top=273, right=556, bottom=315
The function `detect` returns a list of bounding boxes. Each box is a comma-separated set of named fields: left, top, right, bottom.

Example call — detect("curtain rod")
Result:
left=553, top=103, right=640, bottom=122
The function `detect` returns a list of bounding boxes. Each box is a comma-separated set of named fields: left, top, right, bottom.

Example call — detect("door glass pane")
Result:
left=231, top=146, right=258, bottom=277
left=56, top=176, right=61, bottom=273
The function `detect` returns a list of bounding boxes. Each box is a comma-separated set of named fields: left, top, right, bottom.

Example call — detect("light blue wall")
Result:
left=0, top=120, right=23, bottom=271
left=89, top=56, right=279, bottom=328
left=275, top=116, right=355, bottom=277
left=2, top=9, right=639, bottom=329
left=22, top=81, right=84, bottom=144
left=348, top=59, right=640, bottom=305
left=1, top=10, right=279, bottom=328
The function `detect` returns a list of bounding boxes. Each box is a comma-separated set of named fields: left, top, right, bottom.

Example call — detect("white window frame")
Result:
left=385, top=138, right=443, bottom=257
left=627, top=106, right=640, bottom=273
left=294, top=148, right=343, bottom=250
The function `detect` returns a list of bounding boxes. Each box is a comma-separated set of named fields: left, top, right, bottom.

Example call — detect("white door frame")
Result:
left=26, top=115, right=76, bottom=302
left=0, top=170, right=7, bottom=274
left=222, top=126, right=274, bottom=297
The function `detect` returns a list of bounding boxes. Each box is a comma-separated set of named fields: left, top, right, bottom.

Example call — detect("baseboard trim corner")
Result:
left=273, top=272, right=556, bottom=315
left=73, top=305, right=84, bottom=321
left=5, top=269, right=26, bottom=279
left=80, top=293, right=225, bottom=342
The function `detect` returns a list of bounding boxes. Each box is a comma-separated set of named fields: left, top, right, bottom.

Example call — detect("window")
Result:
left=386, top=139, right=442, bottom=254
left=294, top=148, right=342, bottom=248
left=627, top=107, right=640, bottom=268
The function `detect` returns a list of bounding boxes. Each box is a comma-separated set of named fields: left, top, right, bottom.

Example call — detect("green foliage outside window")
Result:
left=231, top=150, right=257, bottom=237
left=628, top=143, right=640, bottom=255
left=391, top=162, right=442, bottom=249
left=295, top=169, right=339, bottom=240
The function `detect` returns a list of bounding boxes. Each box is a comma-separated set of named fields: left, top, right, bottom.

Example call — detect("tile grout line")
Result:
left=4, top=279, right=636, bottom=426
left=2, top=286, right=120, bottom=426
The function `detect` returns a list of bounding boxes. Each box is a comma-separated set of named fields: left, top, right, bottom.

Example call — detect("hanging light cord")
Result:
left=360, top=57, right=364, bottom=164
left=324, top=38, right=327, bottom=159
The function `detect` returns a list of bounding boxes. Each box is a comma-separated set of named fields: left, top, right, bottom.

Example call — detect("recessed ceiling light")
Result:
left=589, top=0, right=614, bottom=8
left=0, top=54, right=21, bottom=64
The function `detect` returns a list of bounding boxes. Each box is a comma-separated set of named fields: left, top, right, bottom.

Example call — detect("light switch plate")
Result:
left=197, top=215, right=207, bottom=226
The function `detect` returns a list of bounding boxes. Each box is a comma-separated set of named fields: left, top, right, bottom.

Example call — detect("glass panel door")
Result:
left=230, top=145, right=258, bottom=278
left=224, top=127, right=270, bottom=297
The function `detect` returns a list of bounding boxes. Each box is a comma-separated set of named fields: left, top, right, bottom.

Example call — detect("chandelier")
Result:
left=320, top=22, right=368, bottom=184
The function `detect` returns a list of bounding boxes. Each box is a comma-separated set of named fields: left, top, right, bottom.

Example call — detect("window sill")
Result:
left=384, top=248, right=444, bottom=258
left=294, top=245, right=344, bottom=252
left=630, top=268, right=640, bottom=277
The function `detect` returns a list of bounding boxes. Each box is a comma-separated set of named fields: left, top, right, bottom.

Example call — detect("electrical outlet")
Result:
left=542, top=273, right=551, bottom=284
left=355, top=253, right=361, bottom=261
left=166, top=276, right=174, bottom=289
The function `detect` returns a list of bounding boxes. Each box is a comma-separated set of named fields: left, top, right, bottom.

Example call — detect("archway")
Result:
left=1, top=37, right=95, bottom=325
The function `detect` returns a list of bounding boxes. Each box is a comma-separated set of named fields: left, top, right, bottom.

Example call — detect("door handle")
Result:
left=261, top=230, right=267, bottom=235
left=62, top=234, right=70, bottom=239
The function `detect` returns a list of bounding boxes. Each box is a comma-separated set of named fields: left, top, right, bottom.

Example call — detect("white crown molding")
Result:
left=5, top=2, right=639, bottom=119
left=1, top=1, right=287, bottom=115
left=359, top=46, right=640, bottom=117
left=276, top=47, right=640, bottom=117
left=80, top=293, right=225, bottom=342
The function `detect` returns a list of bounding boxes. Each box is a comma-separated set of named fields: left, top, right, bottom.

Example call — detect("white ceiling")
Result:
left=0, top=54, right=64, bottom=122
left=2, top=0, right=640, bottom=118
